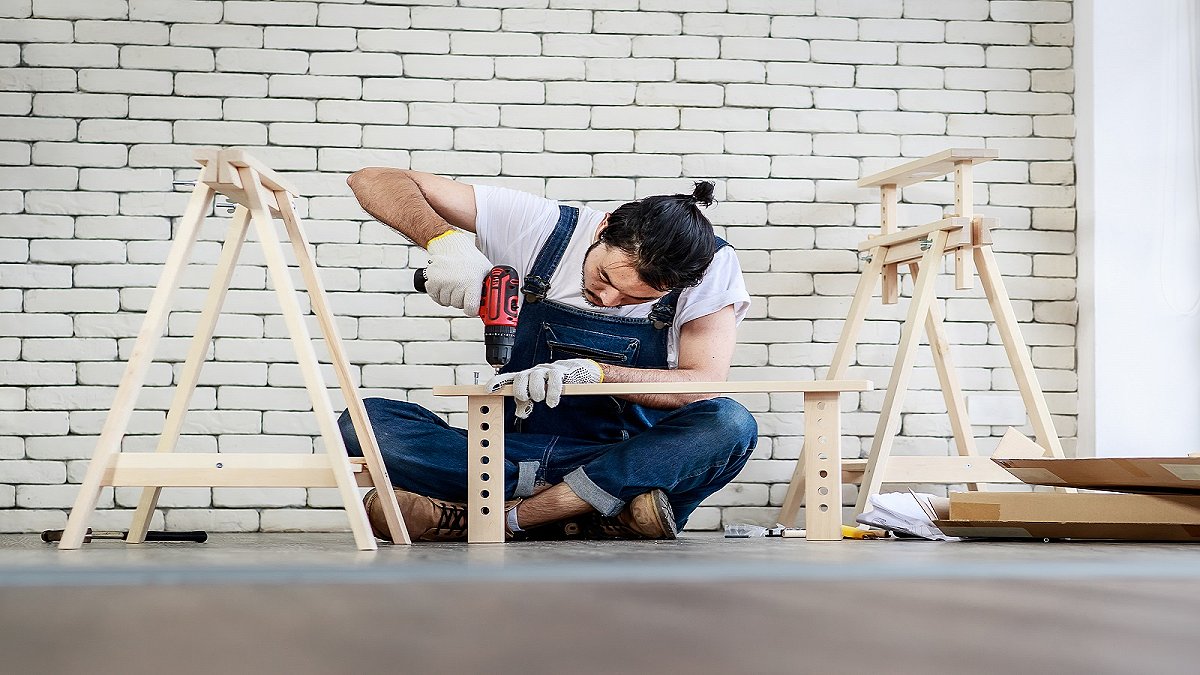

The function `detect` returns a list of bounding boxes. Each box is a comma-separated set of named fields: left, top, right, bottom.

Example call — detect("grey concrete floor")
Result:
left=1, top=533, right=1198, bottom=675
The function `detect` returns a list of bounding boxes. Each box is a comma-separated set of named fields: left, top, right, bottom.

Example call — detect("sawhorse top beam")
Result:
left=858, top=147, right=998, bottom=189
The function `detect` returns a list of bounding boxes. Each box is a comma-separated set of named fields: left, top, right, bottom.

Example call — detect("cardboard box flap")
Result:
left=991, top=429, right=1200, bottom=493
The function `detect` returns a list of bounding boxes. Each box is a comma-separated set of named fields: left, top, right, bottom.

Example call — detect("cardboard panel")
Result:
left=949, top=491, right=1200, bottom=524
left=937, top=491, right=1200, bottom=541
left=935, top=520, right=1200, bottom=542
left=993, top=457, right=1200, bottom=493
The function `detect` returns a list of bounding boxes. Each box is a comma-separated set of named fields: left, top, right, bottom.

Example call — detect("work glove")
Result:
left=423, top=230, right=493, bottom=317
left=486, top=359, right=604, bottom=419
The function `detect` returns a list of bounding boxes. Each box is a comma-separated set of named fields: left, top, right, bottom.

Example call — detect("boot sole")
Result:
left=629, top=490, right=678, bottom=540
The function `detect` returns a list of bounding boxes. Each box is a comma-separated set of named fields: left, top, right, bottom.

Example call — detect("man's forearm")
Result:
left=347, top=168, right=451, bottom=248
left=595, top=363, right=720, bottom=409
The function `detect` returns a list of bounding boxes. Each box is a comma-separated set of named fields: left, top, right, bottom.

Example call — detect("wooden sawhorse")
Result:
left=59, top=147, right=408, bottom=551
left=434, top=380, right=871, bottom=543
left=777, top=148, right=1066, bottom=527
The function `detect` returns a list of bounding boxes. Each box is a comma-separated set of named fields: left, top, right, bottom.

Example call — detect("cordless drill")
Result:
left=415, top=265, right=520, bottom=370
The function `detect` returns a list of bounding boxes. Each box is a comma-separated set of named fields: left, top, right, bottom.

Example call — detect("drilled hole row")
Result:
left=815, top=400, right=831, bottom=514
left=479, top=405, right=493, bottom=516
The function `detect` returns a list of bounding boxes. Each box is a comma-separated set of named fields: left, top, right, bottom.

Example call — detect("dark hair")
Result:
left=598, top=181, right=718, bottom=292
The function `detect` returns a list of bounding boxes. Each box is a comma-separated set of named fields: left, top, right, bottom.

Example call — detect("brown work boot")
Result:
left=527, top=489, right=678, bottom=541
left=364, top=488, right=522, bottom=542
left=364, top=488, right=468, bottom=542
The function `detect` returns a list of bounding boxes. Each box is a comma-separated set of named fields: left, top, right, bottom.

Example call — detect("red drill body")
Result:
left=414, top=265, right=520, bottom=370
left=478, top=265, right=519, bottom=370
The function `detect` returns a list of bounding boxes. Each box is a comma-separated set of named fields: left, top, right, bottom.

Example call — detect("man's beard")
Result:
left=581, top=269, right=607, bottom=308
left=580, top=241, right=608, bottom=309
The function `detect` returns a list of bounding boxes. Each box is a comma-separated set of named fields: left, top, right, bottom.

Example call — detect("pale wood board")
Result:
left=467, top=395, right=506, bottom=543
left=975, top=245, right=1065, bottom=459
left=803, top=392, right=843, bottom=540
left=435, top=380, right=872, bottom=397
left=881, top=184, right=900, bottom=305
left=857, top=217, right=972, bottom=251
left=913, top=262, right=982, bottom=491
left=858, top=148, right=998, bottom=188
left=953, top=162, right=975, bottom=289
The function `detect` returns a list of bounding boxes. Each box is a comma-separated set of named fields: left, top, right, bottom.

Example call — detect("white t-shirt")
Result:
left=472, top=184, right=751, bottom=368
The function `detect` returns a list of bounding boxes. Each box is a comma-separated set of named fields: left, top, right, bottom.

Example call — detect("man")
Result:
left=339, top=168, right=757, bottom=541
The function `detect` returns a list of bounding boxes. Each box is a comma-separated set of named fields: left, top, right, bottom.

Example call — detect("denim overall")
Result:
left=339, top=205, right=758, bottom=527
left=501, top=204, right=713, bottom=442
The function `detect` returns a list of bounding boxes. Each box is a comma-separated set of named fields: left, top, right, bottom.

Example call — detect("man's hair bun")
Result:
left=689, top=180, right=716, bottom=208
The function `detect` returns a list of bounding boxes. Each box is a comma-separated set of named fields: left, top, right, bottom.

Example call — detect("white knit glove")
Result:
left=423, top=230, right=493, bottom=317
left=486, top=359, right=604, bottom=419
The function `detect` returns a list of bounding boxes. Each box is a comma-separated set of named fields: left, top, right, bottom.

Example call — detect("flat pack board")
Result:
left=934, top=491, right=1200, bottom=541
left=992, top=456, right=1200, bottom=494
left=934, top=520, right=1200, bottom=542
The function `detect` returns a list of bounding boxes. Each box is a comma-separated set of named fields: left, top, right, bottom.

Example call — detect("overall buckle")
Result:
left=648, top=303, right=674, bottom=330
left=522, top=275, right=549, bottom=303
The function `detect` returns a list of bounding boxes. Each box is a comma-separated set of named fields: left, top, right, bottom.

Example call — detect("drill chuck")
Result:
left=483, top=326, right=517, bottom=370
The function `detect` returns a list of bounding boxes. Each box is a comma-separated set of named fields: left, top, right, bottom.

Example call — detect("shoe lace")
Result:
left=436, top=501, right=468, bottom=534
left=581, top=513, right=629, bottom=538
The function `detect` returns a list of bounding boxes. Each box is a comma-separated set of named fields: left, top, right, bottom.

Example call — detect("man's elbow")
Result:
left=347, top=167, right=380, bottom=193
left=347, top=166, right=409, bottom=193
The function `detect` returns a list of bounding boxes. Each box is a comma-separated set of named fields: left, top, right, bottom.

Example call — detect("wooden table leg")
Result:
left=803, top=392, right=843, bottom=541
left=466, top=395, right=506, bottom=543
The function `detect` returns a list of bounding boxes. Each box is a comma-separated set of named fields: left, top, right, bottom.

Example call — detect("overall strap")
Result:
left=522, top=205, right=579, bottom=303
left=647, top=237, right=732, bottom=330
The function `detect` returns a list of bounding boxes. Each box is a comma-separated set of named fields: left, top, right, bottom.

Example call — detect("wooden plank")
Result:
left=857, top=217, right=971, bottom=251
left=275, top=191, right=409, bottom=545
left=434, top=380, right=873, bottom=397
left=127, top=205, right=254, bottom=544
left=241, top=165, right=377, bottom=551
left=803, top=392, right=843, bottom=541
left=467, top=395, right=506, bottom=543
left=842, top=456, right=1025, bottom=484
left=880, top=230, right=984, bottom=267
left=58, top=182, right=216, bottom=551
left=881, top=184, right=899, bottom=305
left=201, top=176, right=283, bottom=216
left=192, top=146, right=301, bottom=197
left=859, top=148, right=998, bottom=189
left=914, top=266, right=981, bottom=490
left=993, top=427, right=1051, bottom=459
left=975, top=245, right=1066, bottom=459
left=221, top=147, right=301, bottom=196
left=854, top=229, right=950, bottom=516
left=105, top=453, right=343, bottom=487
left=954, top=162, right=975, bottom=290
left=828, top=254, right=885, bottom=378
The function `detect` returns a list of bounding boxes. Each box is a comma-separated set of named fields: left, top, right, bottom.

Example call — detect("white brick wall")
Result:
left=0, top=0, right=1076, bottom=533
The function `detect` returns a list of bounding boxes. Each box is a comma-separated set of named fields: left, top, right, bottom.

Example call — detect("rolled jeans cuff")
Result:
left=564, top=467, right=623, bottom=517
left=514, top=461, right=539, bottom=498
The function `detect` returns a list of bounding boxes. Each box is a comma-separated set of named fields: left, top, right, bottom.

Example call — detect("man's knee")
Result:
left=688, top=397, right=759, bottom=450
left=338, top=397, right=428, bottom=455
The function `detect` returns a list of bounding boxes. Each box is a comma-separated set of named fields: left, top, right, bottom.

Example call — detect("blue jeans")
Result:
left=338, top=397, right=758, bottom=528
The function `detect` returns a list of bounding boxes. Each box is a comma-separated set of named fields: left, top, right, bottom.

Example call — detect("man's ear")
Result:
left=595, top=213, right=610, bottom=241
